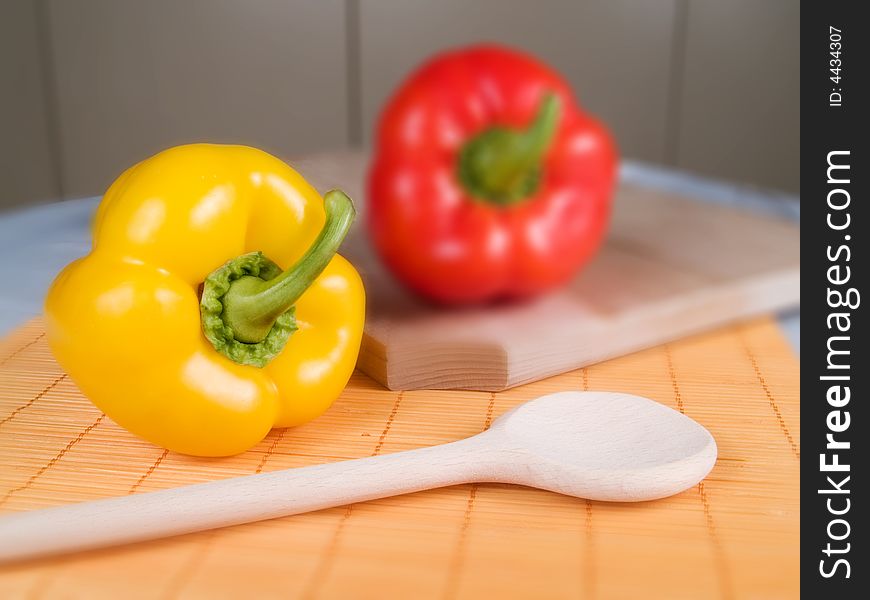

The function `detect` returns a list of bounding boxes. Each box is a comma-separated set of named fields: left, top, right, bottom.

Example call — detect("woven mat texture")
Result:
left=0, top=317, right=799, bottom=599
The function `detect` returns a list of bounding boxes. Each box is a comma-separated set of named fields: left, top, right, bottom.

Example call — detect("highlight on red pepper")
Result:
left=367, top=44, right=618, bottom=304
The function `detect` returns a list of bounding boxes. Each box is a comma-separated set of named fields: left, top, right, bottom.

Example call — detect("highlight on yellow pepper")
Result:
left=44, top=144, right=365, bottom=456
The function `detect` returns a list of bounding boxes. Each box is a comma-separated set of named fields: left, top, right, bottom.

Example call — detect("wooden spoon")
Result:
left=0, top=391, right=716, bottom=562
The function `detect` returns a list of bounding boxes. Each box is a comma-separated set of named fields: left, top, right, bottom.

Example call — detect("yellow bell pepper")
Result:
left=44, top=144, right=365, bottom=456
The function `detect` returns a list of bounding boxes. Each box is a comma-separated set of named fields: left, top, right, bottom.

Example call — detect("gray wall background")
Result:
left=1, top=0, right=799, bottom=211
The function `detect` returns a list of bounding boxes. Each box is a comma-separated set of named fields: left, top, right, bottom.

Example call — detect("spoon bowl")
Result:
left=486, top=391, right=717, bottom=501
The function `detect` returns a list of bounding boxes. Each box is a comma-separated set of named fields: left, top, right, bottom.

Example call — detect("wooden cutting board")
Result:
left=294, top=153, right=799, bottom=391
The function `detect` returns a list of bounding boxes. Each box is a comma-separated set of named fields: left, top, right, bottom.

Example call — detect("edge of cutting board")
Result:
left=357, top=268, right=799, bottom=391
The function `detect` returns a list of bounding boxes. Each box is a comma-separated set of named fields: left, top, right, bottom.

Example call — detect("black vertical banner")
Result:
left=802, top=1, right=866, bottom=596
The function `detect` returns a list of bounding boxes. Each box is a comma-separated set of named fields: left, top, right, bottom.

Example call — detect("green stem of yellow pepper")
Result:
left=224, top=190, right=355, bottom=341
left=200, top=190, right=355, bottom=367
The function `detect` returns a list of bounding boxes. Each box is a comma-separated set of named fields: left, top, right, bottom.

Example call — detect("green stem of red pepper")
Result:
left=458, top=93, right=560, bottom=206
left=200, top=190, right=355, bottom=367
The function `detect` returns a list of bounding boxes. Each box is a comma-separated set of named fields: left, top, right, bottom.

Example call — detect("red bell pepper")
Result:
left=367, top=44, right=618, bottom=304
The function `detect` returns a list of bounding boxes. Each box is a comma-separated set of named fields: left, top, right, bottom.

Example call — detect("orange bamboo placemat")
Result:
left=0, top=317, right=799, bottom=599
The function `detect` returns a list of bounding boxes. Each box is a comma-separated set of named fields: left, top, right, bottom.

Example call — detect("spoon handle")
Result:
left=0, top=437, right=492, bottom=563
